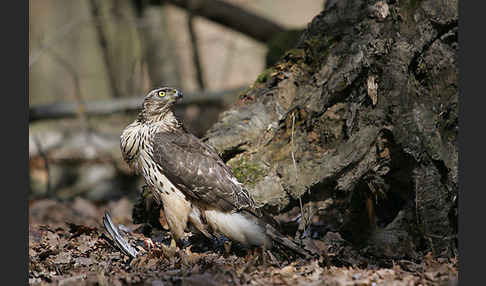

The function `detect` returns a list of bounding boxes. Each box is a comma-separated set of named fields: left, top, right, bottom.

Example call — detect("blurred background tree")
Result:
left=29, top=0, right=325, bottom=201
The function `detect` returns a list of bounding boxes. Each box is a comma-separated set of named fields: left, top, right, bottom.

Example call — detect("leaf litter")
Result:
left=29, top=198, right=458, bottom=285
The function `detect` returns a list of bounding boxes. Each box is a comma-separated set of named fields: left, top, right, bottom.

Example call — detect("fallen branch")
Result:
left=29, top=87, right=246, bottom=122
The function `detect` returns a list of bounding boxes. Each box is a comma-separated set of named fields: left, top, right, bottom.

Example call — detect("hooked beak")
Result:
left=174, top=90, right=183, bottom=100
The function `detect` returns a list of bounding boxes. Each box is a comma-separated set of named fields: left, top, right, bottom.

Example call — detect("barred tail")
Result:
left=264, top=222, right=314, bottom=259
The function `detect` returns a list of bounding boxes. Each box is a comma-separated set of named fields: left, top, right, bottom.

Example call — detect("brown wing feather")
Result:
left=151, top=130, right=255, bottom=213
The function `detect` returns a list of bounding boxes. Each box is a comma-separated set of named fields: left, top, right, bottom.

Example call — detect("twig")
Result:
left=415, top=173, right=420, bottom=232
left=291, top=113, right=307, bottom=230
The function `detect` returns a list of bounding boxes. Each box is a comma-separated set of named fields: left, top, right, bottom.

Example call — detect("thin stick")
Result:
left=291, top=113, right=307, bottom=230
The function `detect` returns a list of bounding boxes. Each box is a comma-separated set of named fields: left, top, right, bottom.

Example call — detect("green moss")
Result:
left=284, top=48, right=306, bottom=59
left=229, top=157, right=265, bottom=186
left=254, top=67, right=275, bottom=84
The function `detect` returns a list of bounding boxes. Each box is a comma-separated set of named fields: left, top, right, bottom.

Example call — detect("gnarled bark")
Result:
left=204, top=0, right=458, bottom=259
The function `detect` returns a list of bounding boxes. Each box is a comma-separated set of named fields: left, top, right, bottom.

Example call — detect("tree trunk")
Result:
left=204, top=0, right=458, bottom=259
left=88, top=0, right=147, bottom=98
left=137, top=3, right=181, bottom=87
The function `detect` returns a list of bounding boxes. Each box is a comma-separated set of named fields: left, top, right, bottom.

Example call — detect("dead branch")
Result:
left=166, top=0, right=286, bottom=43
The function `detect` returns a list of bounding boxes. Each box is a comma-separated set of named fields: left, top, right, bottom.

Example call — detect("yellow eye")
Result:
left=158, top=91, right=166, bottom=97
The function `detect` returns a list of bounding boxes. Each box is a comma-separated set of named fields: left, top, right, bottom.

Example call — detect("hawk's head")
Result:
left=139, top=87, right=183, bottom=122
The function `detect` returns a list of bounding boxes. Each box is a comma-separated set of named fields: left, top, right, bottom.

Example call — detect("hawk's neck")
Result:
left=120, top=111, right=181, bottom=170
left=139, top=108, right=181, bottom=128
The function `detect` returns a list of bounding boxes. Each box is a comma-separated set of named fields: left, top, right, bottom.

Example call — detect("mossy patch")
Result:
left=283, top=48, right=306, bottom=62
left=254, top=67, right=275, bottom=84
left=229, top=157, right=265, bottom=186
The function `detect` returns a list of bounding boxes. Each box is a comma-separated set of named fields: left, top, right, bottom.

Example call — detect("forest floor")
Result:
left=29, top=197, right=458, bottom=286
